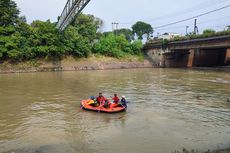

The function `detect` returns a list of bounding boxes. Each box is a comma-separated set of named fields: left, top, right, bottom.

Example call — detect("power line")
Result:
left=119, top=0, right=230, bottom=25
left=145, top=0, right=230, bottom=23
left=197, top=15, right=230, bottom=24
left=154, top=4, right=230, bottom=29
left=155, top=15, right=230, bottom=31
left=155, top=25, right=190, bottom=31
left=154, top=24, right=230, bottom=36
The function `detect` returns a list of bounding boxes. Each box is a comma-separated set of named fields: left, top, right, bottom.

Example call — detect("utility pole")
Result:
left=112, top=22, right=114, bottom=32
left=157, top=33, right=160, bottom=38
left=186, top=26, right=189, bottom=35
left=194, top=19, right=198, bottom=34
left=112, top=22, right=119, bottom=35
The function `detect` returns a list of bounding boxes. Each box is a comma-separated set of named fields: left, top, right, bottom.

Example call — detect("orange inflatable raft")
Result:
left=81, top=99, right=126, bottom=113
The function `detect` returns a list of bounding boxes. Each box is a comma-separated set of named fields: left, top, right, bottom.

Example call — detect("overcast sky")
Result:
left=14, top=0, right=230, bottom=36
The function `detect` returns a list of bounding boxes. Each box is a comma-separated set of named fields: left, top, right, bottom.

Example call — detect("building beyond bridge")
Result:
left=144, top=35, right=230, bottom=68
left=157, top=33, right=181, bottom=40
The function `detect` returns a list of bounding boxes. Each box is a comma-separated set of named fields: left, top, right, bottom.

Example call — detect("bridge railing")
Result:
left=57, top=0, right=91, bottom=31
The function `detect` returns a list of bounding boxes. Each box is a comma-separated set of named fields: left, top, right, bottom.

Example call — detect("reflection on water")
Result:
left=0, top=68, right=229, bottom=153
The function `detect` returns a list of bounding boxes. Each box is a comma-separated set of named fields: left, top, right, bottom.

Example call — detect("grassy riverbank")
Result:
left=0, top=55, right=153, bottom=73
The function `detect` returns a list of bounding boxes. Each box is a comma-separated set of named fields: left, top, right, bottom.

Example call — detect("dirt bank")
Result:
left=0, top=56, right=154, bottom=73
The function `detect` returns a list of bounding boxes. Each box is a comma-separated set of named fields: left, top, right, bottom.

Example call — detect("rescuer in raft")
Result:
left=96, top=93, right=106, bottom=104
left=96, top=92, right=111, bottom=108
left=87, top=96, right=99, bottom=107
left=110, top=94, right=120, bottom=108
left=120, top=96, right=127, bottom=108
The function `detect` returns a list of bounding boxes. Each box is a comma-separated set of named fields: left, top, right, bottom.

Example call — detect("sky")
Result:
left=14, top=0, right=230, bottom=36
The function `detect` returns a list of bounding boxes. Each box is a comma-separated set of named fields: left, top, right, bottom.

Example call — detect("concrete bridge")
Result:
left=144, top=35, right=230, bottom=68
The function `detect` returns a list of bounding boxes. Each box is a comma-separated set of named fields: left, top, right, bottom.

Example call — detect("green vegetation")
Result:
left=160, top=39, right=169, bottom=46
left=0, top=0, right=19, bottom=26
left=93, top=34, right=142, bottom=58
left=183, top=30, right=230, bottom=40
left=132, top=21, right=154, bottom=40
left=203, top=29, right=216, bottom=35
left=113, top=28, right=134, bottom=42
left=148, top=29, right=230, bottom=45
left=0, top=0, right=151, bottom=62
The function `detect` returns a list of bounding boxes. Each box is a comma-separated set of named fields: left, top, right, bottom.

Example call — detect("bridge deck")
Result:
left=144, top=35, right=230, bottom=50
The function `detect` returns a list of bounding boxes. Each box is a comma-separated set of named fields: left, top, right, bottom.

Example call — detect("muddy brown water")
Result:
left=0, top=68, right=230, bottom=153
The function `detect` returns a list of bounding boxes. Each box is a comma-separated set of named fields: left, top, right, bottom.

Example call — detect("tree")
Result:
left=61, top=26, right=91, bottom=57
left=132, top=21, right=153, bottom=40
left=0, top=0, right=29, bottom=60
left=102, top=31, right=113, bottom=37
left=19, top=16, right=27, bottom=23
left=0, top=0, right=20, bottom=26
left=93, top=33, right=143, bottom=58
left=93, top=34, right=129, bottom=58
left=130, top=40, right=143, bottom=55
left=114, top=28, right=134, bottom=42
left=72, top=14, right=103, bottom=42
left=0, top=0, right=142, bottom=61
left=30, top=20, right=64, bottom=58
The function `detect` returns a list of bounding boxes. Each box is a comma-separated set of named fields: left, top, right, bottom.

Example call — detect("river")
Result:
left=0, top=68, right=230, bottom=153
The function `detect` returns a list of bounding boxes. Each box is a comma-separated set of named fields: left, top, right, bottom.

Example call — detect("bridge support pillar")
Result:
left=225, top=49, right=230, bottom=65
left=187, top=49, right=195, bottom=67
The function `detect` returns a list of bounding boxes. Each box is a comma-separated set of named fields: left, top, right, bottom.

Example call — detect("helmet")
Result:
left=90, top=96, right=95, bottom=100
left=121, top=96, right=126, bottom=98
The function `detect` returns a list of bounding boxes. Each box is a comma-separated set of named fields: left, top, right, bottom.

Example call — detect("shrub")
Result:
left=130, top=40, right=143, bottom=55
left=203, top=29, right=216, bottom=35
left=93, top=33, right=140, bottom=58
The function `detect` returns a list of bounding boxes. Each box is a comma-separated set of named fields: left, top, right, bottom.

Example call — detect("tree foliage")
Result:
left=0, top=0, right=20, bottom=27
left=132, top=21, right=153, bottom=40
left=0, top=0, right=143, bottom=61
left=73, top=14, right=103, bottom=42
left=93, top=34, right=142, bottom=58
left=61, top=26, right=91, bottom=57
left=114, top=28, right=134, bottom=42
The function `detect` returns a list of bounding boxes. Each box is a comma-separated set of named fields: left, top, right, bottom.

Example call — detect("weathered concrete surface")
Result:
left=145, top=48, right=164, bottom=67
left=163, top=51, right=190, bottom=67
left=144, top=35, right=230, bottom=50
left=143, top=35, right=230, bottom=68
left=187, top=49, right=195, bottom=67
left=192, top=49, right=226, bottom=67
left=225, top=49, right=230, bottom=65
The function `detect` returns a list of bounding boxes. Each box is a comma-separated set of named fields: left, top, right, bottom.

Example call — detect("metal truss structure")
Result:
left=56, top=0, right=91, bottom=31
